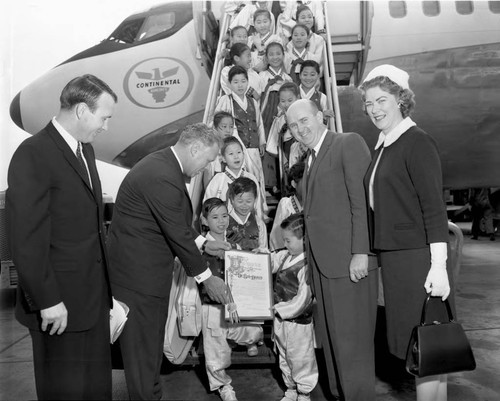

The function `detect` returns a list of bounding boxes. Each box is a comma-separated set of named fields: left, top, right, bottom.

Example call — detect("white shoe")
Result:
left=280, top=388, right=297, bottom=401
left=219, top=385, right=238, bottom=401
left=247, top=343, right=259, bottom=356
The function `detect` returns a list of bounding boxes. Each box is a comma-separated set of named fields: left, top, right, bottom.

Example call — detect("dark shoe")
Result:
left=471, top=236, right=478, bottom=240
left=490, top=234, right=496, bottom=241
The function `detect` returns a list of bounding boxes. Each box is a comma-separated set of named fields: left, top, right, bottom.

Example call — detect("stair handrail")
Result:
left=322, top=1, right=343, bottom=133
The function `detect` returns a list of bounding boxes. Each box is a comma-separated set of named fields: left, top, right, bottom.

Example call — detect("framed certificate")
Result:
left=224, top=250, right=273, bottom=320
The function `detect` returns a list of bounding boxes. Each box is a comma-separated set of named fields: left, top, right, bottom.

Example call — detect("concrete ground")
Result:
left=1, top=224, right=499, bottom=400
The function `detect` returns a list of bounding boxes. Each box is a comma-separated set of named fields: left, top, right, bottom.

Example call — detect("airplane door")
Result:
left=193, top=1, right=220, bottom=78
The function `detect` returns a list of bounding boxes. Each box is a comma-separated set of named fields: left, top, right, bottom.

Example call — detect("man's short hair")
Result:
left=177, top=123, right=222, bottom=148
left=60, top=74, right=117, bottom=112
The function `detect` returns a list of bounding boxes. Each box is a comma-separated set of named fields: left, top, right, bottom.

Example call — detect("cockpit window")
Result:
left=106, top=3, right=192, bottom=45
left=108, top=18, right=145, bottom=44
left=137, top=12, right=176, bottom=41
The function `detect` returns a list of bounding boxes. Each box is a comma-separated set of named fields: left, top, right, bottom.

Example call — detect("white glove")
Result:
left=424, top=242, right=450, bottom=300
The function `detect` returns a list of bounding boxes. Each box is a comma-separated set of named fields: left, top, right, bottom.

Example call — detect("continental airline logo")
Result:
left=124, top=57, right=194, bottom=109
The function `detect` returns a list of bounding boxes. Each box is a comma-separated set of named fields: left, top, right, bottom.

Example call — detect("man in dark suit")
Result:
left=286, top=100, right=378, bottom=400
left=6, top=75, right=117, bottom=400
left=107, top=123, right=231, bottom=400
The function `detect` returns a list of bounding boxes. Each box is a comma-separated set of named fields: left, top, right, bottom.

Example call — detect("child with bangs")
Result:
left=248, top=9, right=282, bottom=72
left=295, top=5, right=326, bottom=61
left=229, top=1, right=276, bottom=37
left=276, top=0, right=326, bottom=40
left=222, top=25, right=249, bottom=67
left=199, top=197, right=263, bottom=401
left=298, top=60, right=334, bottom=121
left=215, top=66, right=268, bottom=219
left=284, top=24, right=321, bottom=84
left=221, top=43, right=263, bottom=101
left=226, top=176, right=268, bottom=251
left=270, top=213, right=317, bottom=401
left=259, top=42, right=292, bottom=134
left=203, top=111, right=237, bottom=188
left=203, top=136, right=265, bottom=220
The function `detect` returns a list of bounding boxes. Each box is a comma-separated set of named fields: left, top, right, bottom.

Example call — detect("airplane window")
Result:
left=455, top=1, right=474, bottom=14
left=422, top=1, right=441, bottom=16
left=108, top=18, right=145, bottom=44
left=489, top=1, right=500, bottom=13
left=106, top=3, right=193, bottom=46
left=389, top=1, right=407, bottom=18
left=137, top=12, right=176, bottom=41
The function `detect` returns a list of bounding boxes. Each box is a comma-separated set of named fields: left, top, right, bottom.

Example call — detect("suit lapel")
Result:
left=165, top=148, right=192, bottom=215
left=46, top=123, right=95, bottom=197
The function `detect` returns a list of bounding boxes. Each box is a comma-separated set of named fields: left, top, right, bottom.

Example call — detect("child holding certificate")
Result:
left=271, top=213, right=318, bottom=401
left=226, top=176, right=268, bottom=251
left=200, top=197, right=264, bottom=401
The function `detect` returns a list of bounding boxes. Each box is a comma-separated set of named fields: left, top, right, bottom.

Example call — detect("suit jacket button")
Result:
left=97, top=258, right=102, bottom=263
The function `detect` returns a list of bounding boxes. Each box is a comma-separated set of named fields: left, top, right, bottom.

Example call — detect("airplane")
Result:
left=10, top=1, right=500, bottom=189
left=8, top=1, right=500, bottom=190
left=4, top=0, right=500, bottom=362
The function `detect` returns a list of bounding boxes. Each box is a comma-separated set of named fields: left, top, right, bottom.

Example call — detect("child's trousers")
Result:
left=202, top=304, right=263, bottom=391
left=273, top=317, right=318, bottom=395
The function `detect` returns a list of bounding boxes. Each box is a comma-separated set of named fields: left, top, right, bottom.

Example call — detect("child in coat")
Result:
left=200, top=198, right=263, bottom=401
left=271, top=213, right=318, bottom=401
left=204, top=136, right=265, bottom=220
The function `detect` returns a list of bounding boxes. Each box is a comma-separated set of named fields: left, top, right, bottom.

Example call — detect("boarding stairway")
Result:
left=181, top=1, right=349, bottom=366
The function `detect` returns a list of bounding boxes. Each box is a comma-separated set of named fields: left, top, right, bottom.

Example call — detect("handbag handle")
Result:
left=419, top=295, right=455, bottom=325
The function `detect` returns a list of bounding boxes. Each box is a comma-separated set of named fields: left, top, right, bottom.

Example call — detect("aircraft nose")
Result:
left=10, top=92, right=23, bottom=130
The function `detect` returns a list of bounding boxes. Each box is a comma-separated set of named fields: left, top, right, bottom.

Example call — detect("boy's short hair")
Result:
left=231, top=25, right=247, bottom=37
left=202, top=197, right=227, bottom=218
left=288, top=161, right=305, bottom=183
left=253, top=9, right=271, bottom=22
left=213, top=111, right=234, bottom=129
left=221, top=136, right=243, bottom=156
left=280, top=213, right=304, bottom=239
left=228, top=176, right=257, bottom=199
left=279, top=82, right=300, bottom=98
left=291, top=23, right=310, bottom=37
left=300, top=60, right=320, bottom=74
left=228, top=65, right=248, bottom=83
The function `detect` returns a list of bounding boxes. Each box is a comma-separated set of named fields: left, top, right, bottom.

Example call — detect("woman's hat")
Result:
left=363, top=64, right=410, bottom=89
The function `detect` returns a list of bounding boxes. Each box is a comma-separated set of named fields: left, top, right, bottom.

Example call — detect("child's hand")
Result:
left=323, top=109, right=335, bottom=119
left=252, top=33, right=263, bottom=50
left=252, top=247, right=269, bottom=254
left=259, top=144, right=266, bottom=157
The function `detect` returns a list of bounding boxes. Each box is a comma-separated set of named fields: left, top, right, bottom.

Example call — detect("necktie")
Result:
left=308, top=149, right=316, bottom=175
left=76, top=142, right=91, bottom=184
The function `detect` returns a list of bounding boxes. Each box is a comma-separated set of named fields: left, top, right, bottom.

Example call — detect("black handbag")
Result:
left=405, top=295, right=476, bottom=377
